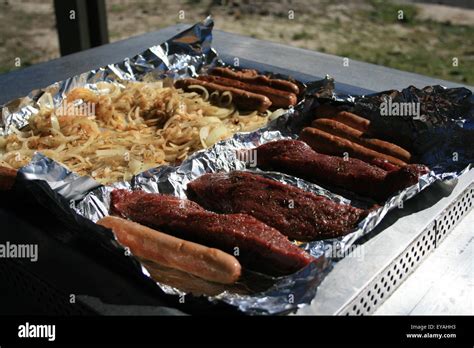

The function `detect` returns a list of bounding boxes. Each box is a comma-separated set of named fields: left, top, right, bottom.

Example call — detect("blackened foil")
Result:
left=306, top=80, right=474, bottom=178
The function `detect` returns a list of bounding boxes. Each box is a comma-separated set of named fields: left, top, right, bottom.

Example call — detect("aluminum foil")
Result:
left=4, top=16, right=474, bottom=314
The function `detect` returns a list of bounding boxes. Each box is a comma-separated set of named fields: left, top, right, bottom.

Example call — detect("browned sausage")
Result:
left=174, top=78, right=272, bottom=113
left=197, top=75, right=297, bottom=109
left=312, top=118, right=412, bottom=162
left=210, top=67, right=300, bottom=95
left=97, top=216, right=242, bottom=284
left=214, top=67, right=259, bottom=78
left=0, top=166, right=17, bottom=191
left=299, top=127, right=407, bottom=167
left=314, top=105, right=370, bottom=133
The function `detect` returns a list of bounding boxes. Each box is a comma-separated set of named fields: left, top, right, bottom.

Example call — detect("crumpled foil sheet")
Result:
left=5, top=16, right=474, bottom=314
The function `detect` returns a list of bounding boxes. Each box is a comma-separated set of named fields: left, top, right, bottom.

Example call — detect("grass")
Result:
left=109, top=4, right=127, bottom=13
left=292, top=31, right=313, bottom=41
left=368, top=0, right=418, bottom=25
left=313, top=0, right=474, bottom=84
left=0, top=3, right=57, bottom=75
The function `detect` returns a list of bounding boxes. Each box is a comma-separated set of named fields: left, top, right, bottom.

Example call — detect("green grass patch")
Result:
left=292, top=30, right=313, bottom=41
left=109, top=4, right=127, bottom=13
left=368, top=0, right=418, bottom=25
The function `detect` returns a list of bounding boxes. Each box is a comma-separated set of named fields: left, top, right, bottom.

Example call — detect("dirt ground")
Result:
left=0, top=0, right=473, bottom=84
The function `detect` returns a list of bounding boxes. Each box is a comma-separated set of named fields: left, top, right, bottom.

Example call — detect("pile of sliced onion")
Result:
left=95, top=148, right=127, bottom=157
left=201, top=124, right=231, bottom=148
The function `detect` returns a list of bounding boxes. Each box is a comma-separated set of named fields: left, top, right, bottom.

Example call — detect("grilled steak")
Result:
left=187, top=171, right=367, bottom=241
left=110, top=189, right=313, bottom=276
left=255, top=140, right=429, bottom=201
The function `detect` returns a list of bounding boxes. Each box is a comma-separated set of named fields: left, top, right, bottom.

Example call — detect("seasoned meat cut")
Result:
left=110, top=189, right=313, bottom=276
left=187, top=171, right=367, bottom=241
left=255, top=140, right=429, bottom=201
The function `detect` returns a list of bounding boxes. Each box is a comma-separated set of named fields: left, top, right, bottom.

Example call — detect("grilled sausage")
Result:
left=174, top=78, right=272, bottom=112
left=314, top=105, right=370, bottom=133
left=312, top=118, right=412, bottom=162
left=300, top=127, right=407, bottom=167
left=213, top=67, right=259, bottom=78
left=97, top=216, right=242, bottom=284
left=210, top=67, right=300, bottom=95
left=197, top=75, right=297, bottom=109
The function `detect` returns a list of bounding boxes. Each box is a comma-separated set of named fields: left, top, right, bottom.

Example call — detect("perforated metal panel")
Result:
left=436, top=187, right=474, bottom=245
left=338, top=184, right=474, bottom=316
